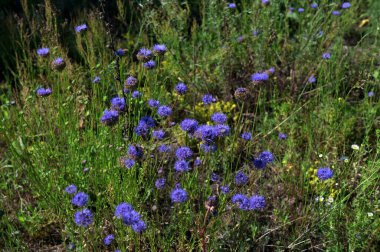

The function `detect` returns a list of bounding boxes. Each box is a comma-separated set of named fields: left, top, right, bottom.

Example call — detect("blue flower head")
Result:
left=101, top=109, right=119, bottom=126
left=122, top=209, right=141, bottom=226
left=180, top=119, right=199, bottom=134
left=211, top=173, right=221, bottom=182
left=211, top=112, right=227, bottom=124
left=262, top=0, right=270, bottom=5
left=259, top=151, right=274, bottom=164
left=115, top=48, right=127, bottom=56
left=368, top=91, right=375, bottom=97
left=341, top=2, right=351, bottom=9
left=298, top=8, right=305, bottom=13
left=175, top=82, right=187, bottom=95
left=228, top=3, right=236, bottom=9
left=37, top=47, right=50, bottom=57
left=111, top=96, right=126, bottom=111
left=65, top=184, right=77, bottom=194
left=278, top=132, right=287, bottom=140
left=155, top=178, right=166, bottom=189
left=153, top=44, right=167, bottom=55
left=158, top=144, right=171, bottom=153
left=148, top=99, right=160, bottom=108
left=71, top=192, right=89, bottom=207
left=132, top=90, right=142, bottom=99
left=137, top=48, right=152, bottom=62
left=316, top=167, right=333, bottom=181
left=75, top=24, right=87, bottom=33
left=103, top=234, right=115, bottom=246
left=51, top=57, right=66, bottom=71
left=174, top=160, right=190, bottom=172
left=74, top=208, right=93, bottom=227
left=125, top=76, right=137, bottom=87
left=332, top=10, right=340, bottom=16
left=253, top=158, right=266, bottom=169
left=194, top=157, right=202, bottom=166
left=36, top=88, right=52, bottom=97
left=144, top=60, right=156, bottom=69
left=132, top=220, right=147, bottom=233
left=234, top=171, right=249, bottom=186
left=220, top=185, right=230, bottom=194
left=114, top=202, right=133, bottom=219
left=251, top=72, right=269, bottom=82
left=194, top=125, right=217, bottom=143
left=214, top=124, right=230, bottom=137
left=176, top=146, right=193, bottom=160
left=241, top=132, right=252, bottom=141
left=249, top=195, right=266, bottom=210
left=124, top=158, right=135, bottom=169
left=308, top=75, right=316, bottom=83
left=92, top=76, right=100, bottom=83
left=232, top=194, right=250, bottom=210
left=170, top=187, right=188, bottom=203
left=322, top=52, right=331, bottom=59
left=128, top=145, right=144, bottom=159
left=310, top=3, right=318, bottom=9
left=157, top=105, right=172, bottom=117
left=152, top=129, right=166, bottom=140
left=200, top=143, right=217, bottom=153
left=202, top=94, right=216, bottom=105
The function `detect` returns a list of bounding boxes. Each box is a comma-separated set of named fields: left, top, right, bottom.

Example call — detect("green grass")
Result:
left=0, top=0, right=379, bottom=251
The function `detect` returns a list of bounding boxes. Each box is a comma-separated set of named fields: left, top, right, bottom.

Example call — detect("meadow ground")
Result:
left=0, top=0, right=379, bottom=251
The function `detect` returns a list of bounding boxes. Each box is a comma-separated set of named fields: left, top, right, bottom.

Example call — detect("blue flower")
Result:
left=332, top=10, right=340, bottom=16
left=368, top=91, right=375, bottom=97
left=241, top=132, right=252, bottom=141
left=310, top=3, right=318, bottom=9
left=114, top=202, right=133, bottom=219
left=202, top=94, right=216, bottom=105
left=316, top=167, right=333, bottom=181
left=36, top=88, right=52, bottom=97
left=249, top=195, right=266, bottom=210
left=200, top=143, right=217, bottom=153
left=341, top=2, right=351, bottom=9
left=131, top=220, right=147, bottom=233
left=251, top=72, right=269, bottom=82
left=228, top=3, right=236, bottom=8
left=124, top=158, right=136, bottom=169
left=75, top=24, right=87, bottom=33
left=234, top=171, right=249, bottom=186
left=65, top=184, right=77, bottom=194
left=176, top=146, right=193, bottom=160
left=131, top=90, right=142, bottom=99
left=194, top=157, right=202, bottom=166
left=140, top=116, right=155, bottom=128
left=137, top=48, right=152, bottom=61
left=51, top=57, right=66, bottom=71
left=298, top=8, right=305, bottom=13
left=153, top=44, right=167, bottom=55
left=175, top=82, right=187, bottom=95
left=211, top=173, right=221, bottom=182
left=180, top=119, right=199, bottom=134
left=194, top=125, right=217, bottom=143
left=211, top=112, right=227, bottom=124
left=220, top=185, right=230, bottom=194
left=152, top=129, right=166, bottom=140
left=37, top=47, right=49, bottom=57
left=214, top=124, right=230, bottom=137
left=261, top=0, right=270, bottom=5
left=92, top=76, right=100, bottom=83
left=232, top=194, right=250, bottom=210
left=144, top=60, right=156, bottom=69
left=157, top=105, right=172, bottom=117
left=125, top=76, right=137, bottom=87
left=128, top=145, right=144, bottom=159
left=115, top=48, right=127, bottom=56
left=74, top=209, right=93, bottom=227
left=148, top=99, right=160, bottom=108
left=71, top=192, right=89, bottom=207
left=308, top=75, right=316, bottom=83
left=101, top=109, right=119, bottom=126
left=278, top=133, right=287, bottom=140
left=174, top=160, right=190, bottom=172
left=259, top=151, right=274, bottom=164
left=170, top=187, right=188, bottom=203
left=111, top=96, right=126, bottom=111
left=103, top=234, right=115, bottom=246
left=158, top=144, right=171, bottom=153
left=322, top=52, right=331, bottom=59
left=122, top=209, right=141, bottom=225
left=253, top=158, right=266, bottom=169
left=155, top=178, right=166, bottom=189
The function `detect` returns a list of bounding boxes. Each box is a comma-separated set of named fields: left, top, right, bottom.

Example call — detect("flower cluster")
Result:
left=114, top=203, right=147, bottom=233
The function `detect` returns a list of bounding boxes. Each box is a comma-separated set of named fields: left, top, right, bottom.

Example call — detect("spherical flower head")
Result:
left=234, top=87, right=249, bottom=100
left=131, top=90, right=142, bottom=99
left=251, top=72, right=269, bottom=82
left=308, top=75, right=316, bottom=83
left=101, top=109, right=119, bottom=126
left=175, top=82, right=187, bottom=95
left=200, top=143, right=217, bottom=153
left=132, top=220, right=147, bottom=233
left=114, top=202, right=133, bottom=219
left=220, top=185, right=230, bottom=194
left=341, top=2, right=351, bottom=9
left=37, top=47, right=50, bottom=57
left=194, top=125, right=217, bottom=143
left=211, top=173, right=221, bottom=182
left=322, top=52, right=331, bottom=59
left=267, top=67, right=275, bottom=75
left=124, top=158, right=136, bottom=169
left=135, top=122, right=150, bottom=137
left=148, top=99, right=160, bottom=108
left=111, top=96, right=126, bottom=111
left=241, top=132, right=252, bottom=141
left=180, top=118, right=199, bottom=134
left=51, top=57, right=66, bottom=71
left=298, top=8, right=305, bottom=13
left=202, top=94, right=216, bottom=105
left=368, top=91, right=375, bottom=97
left=253, top=158, right=266, bottom=169
left=128, top=145, right=144, bottom=159
left=316, top=167, right=333, bottom=181
left=65, top=184, right=77, bottom=194
left=261, top=0, right=270, bottom=5
left=137, top=48, right=152, bottom=62
left=155, top=178, right=166, bottom=189
left=115, top=48, right=127, bottom=56
left=194, top=157, right=202, bottom=166
left=75, top=24, right=87, bottom=33
left=157, top=105, right=172, bottom=117
left=103, top=234, right=115, bottom=246
left=125, top=76, right=137, bottom=87
left=278, top=132, right=287, bottom=140
left=228, top=3, right=236, bottom=9
left=153, top=44, right=167, bottom=55
left=92, top=76, right=100, bottom=83
left=122, top=209, right=141, bottom=225
left=176, top=146, right=193, bottom=160
left=170, top=187, right=188, bottom=203
left=152, top=129, right=166, bottom=140
left=211, top=112, right=227, bottom=124
left=158, top=144, right=171, bottom=153
left=232, top=194, right=250, bottom=210
left=249, top=195, right=266, bottom=210
left=174, top=160, right=190, bottom=172
left=144, top=60, right=156, bottom=69
left=332, top=10, right=340, bottom=16
left=234, top=171, right=249, bottom=186
left=71, top=192, right=89, bottom=207
left=74, top=209, right=93, bottom=227
left=214, top=124, right=230, bottom=137
left=36, top=88, right=52, bottom=97
left=259, top=151, right=274, bottom=164
left=310, top=3, right=318, bottom=9
left=140, top=116, right=155, bottom=128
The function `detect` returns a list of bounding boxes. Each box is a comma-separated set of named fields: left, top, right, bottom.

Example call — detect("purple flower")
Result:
left=65, top=184, right=77, bottom=194
left=111, top=97, right=126, bottom=111
left=253, top=158, right=266, bottom=169
left=36, top=88, right=52, bottom=97
left=153, top=44, right=167, bottom=55
left=341, top=2, right=351, bottom=9
left=241, top=132, right=252, bottom=141
left=228, top=3, right=236, bottom=8
left=125, top=76, right=137, bottom=87
left=211, top=173, right=221, bottom=182
left=137, top=48, right=152, bottom=61
left=75, top=24, right=87, bottom=33
left=92, top=76, right=100, bottom=83
left=194, top=157, right=202, bottom=166
left=268, top=67, right=275, bottom=74
left=148, top=99, right=160, bottom=108
left=131, top=91, right=142, bottom=99
left=308, top=75, right=316, bottom=83
left=114, top=202, right=133, bottom=219
left=251, top=72, right=269, bottom=82
left=298, top=8, right=305, bottom=13
left=128, top=145, right=144, bottom=159
left=220, top=185, right=230, bottom=194
left=232, top=194, right=250, bottom=210
left=174, top=160, right=190, bottom=172
left=71, top=192, right=89, bottom=207
left=122, top=209, right=141, bottom=225
left=278, top=133, right=287, bottom=140
left=261, top=0, right=270, bottom=5
left=322, top=52, right=331, bottom=59
left=249, top=195, right=266, bottom=210
left=332, top=10, right=340, bottom=16
left=202, top=94, right=216, bottom=105
left=74, top=209, right=93, bottom=227
left=170, top=187, right=188, bottom=203
left=200, top=143, right=217, bottom=153
left=155, top=178, right=166, bottom=189
left=180, top=119, right=199, bottom=134
left=100, top=109, right=119, bottom=126
left=37, top=47, right=50, bottom=57
left=158, top=144, right=171, bottom=153
left=316, top=167, right=333, bottom=181
left=368, top=91, right=375, bottom=97
left=259, top=151, right=274, bottom=164
left=131, top=220, right=147, bottom=233
left=51, top=57, right=66, bottom=71
left=157, top=105, right=172, bottom=117
left=194, top=125, right=217, bottom=143
left=115, top=49, right=126, bottom=56
left=234, top=171, right=249, bottom=186
left=124, top=158, right=136, bottom=169
left=103, top=234, right=115, bottom=246
left=211, top=112, right=227, bottom=124
left=175, top=82, right=187, bottom=95
left=214, top=124, right=230, bottom=137
left=176, top=146, right=193, bottom=160
left=310, top=3, right=318, bottom=9
left=144, top=60, right=156, bottom=69
left=152, top=129, right=166, bottom=140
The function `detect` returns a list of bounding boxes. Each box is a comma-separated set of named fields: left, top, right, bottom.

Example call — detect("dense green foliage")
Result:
left=0, top=0, right=379, bottom=251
